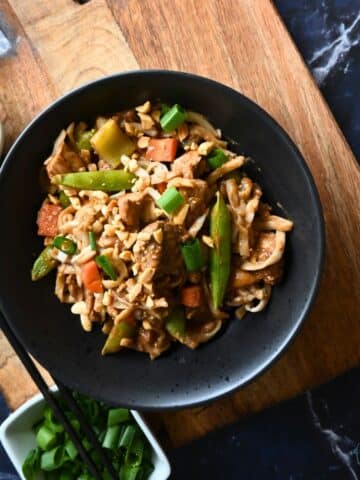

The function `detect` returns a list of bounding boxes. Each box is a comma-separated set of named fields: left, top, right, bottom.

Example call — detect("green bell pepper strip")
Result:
left=31, top=246, right=58, bottom=281
left=96, top=255, right=117, bottom=280
left=209, top=191, right=232, bottom=310
left=207, top=148, right=228, bottom=170
left=165, top=307, right=186, bottom=338
left=58, top=191, right=71, bottom=208
left=53, top=236, right=77, bottom=255
left=53, top=170, right=135, bottom=192
left=75, top=129, right=95, bottom=151
left=88, top=231, right=97, bottom=251
left=101, top=321, right=136, bottom=355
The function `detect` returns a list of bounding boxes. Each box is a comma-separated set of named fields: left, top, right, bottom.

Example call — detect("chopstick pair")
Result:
left=0, top=311, right=118, bottom=480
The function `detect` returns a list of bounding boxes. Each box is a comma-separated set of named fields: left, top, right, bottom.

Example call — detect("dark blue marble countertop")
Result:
left=0, top=1, right=359, bottom=479
left=170, top=368, right=360, bottom=479
left=276, top=0, right=360, bottom=160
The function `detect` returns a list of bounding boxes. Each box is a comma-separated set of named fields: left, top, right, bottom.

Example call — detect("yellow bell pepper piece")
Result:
left=91, top=119, right=135, bottom=167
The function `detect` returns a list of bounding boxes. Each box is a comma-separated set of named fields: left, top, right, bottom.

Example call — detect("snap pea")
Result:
left=53, top=170, right=135, bottom=192
left=209, top=191, right=232, bottom=310
left=31, top=246, right=58, bottom=281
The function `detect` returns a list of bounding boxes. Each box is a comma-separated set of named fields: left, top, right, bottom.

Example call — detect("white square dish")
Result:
left=0, top=391, right=171, bottom=480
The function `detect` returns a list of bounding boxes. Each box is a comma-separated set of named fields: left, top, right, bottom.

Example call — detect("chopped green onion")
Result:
left=22, top=448, right=41, bottom=480
left=43, top=406, right=64, bottom=433
left=120, top=464, right=142, bottom=480
left=64, top=439, right=78, bottom=460
left=40, top=446, right=65, bottom=471
left=181, top=238, right=206, bottom=272
left=207, top=148, right=228, bottom=170
left=36, top=424, right=58, bottom=451
left=108, top=408, right=130, bottom=427
left=96, top=255, right=117, bottom=280
left=69, top=418, right=80, bottom=433
left=89, top=231, right=97, bottom=251
left=166, top=307, right=186, bottom=338
left=82, top=437, right=92, bottom=452
left=102, top=425, right=121, bottom=450
left=119, top=425, right=137, bottom=450
left=59, top=469, right=76, bottom=480
left=58, top=191, right=71, bottom=208
left=97, top=429, right=106, bottom=443
left=44, top=472, right=58, bottom=480
left=53, top=236, right=77, bottom=255
left=125, top=435, right=145, bottom=467
left=156, top=187, right=185, bottom=214
left=78, top=473, right=93, bottom=480
left=160, top=104, right=188, bottom=132
left=141, top=460, right=154, bottom=480
left=23, top=392, right=154, bottom=480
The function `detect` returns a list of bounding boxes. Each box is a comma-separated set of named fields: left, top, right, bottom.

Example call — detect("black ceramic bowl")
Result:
left=0, top=71, right=324, bottom=410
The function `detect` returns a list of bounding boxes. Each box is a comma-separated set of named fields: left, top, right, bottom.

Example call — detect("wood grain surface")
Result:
left=0, top=0, right=359, bottom=447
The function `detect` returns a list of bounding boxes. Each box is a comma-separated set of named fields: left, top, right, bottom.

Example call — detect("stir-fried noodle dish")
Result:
left=32, top=101, right=293, bottom=359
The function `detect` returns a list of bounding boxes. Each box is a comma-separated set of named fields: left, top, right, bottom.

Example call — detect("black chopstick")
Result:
left=0, top=311, right=118, bottom=480
left=56, top=379, right=119, bottom=478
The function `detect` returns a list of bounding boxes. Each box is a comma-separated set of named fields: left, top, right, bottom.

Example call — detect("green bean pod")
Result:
left=209, top=191, right=232, bottom=310
left=31, top=246, right=58, bottom=281
left=53, top=170, right=135, bottom=192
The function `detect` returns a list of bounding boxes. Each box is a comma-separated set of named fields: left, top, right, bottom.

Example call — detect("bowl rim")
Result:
left=0, top=70, right=325, bottom=409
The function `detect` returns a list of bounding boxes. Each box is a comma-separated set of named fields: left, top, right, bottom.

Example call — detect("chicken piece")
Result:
left=178, top=181, right=210, bottom=227
left=135, top=327, right=171, bottom=359
left=132, top=221, right=186, bottom=293
left=171, top=151, right=205, bottom=179
left=156, top=223, right=185, bottom=279
left=133, top=221, right=162, bottom=271
left=45, top=132, right=86, bottom=178
left=252, top=232, right=276, bottom=262
left=118, top=192, right=161, bottom=230
left=118, top=192, right=145, bottom=229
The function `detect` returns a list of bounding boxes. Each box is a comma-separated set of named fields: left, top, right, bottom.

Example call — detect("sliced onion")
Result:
left=207, top=156, right=246, bottom=185
left=188, top=209, right=209, bottom=237
left=245, top=286, right=272, bottom=312
left=254, top=215, right=294, bottom=232
left=187, top=111, right=219, bottom=137
left=241, top=231, right=286, bottom=271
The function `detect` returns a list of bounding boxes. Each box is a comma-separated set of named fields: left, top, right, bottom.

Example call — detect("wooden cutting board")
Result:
left=0, top=0, right=359, bottom=448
